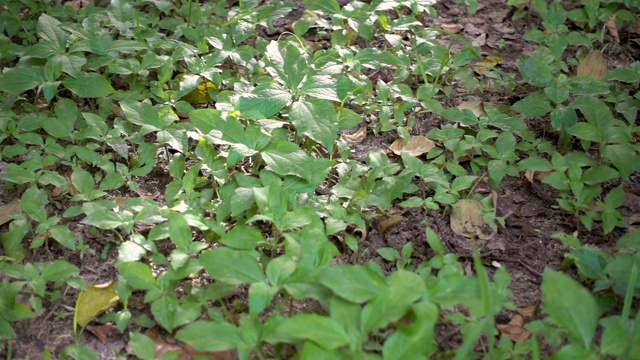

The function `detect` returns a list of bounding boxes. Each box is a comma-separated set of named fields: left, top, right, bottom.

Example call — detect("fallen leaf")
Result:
left=577, top=50, right=608, bottom=81
left=389, top=136, right=436, bottom=156
left=472, top=33, right=487, bottom=47
left=457, top=100, right=485, bottom=117
left=496, top=314, right=531, bottom=342
left=64, top=0, right=90, bottom=9
left=0, top=199, right=21, bottom=226
left=74, top=281, right=120, bottom=333
left=374, top=214, right=406, bottom=234
left=440, top=23, right=464, bottom=33
left=517, top=304, right=538, bottom=319
left=450, top=199, right=497, bottom=240
left=86, top=324, right=119, bottom=343
left=605, top=14, right=619, bottom=43
left=472, top=52, right=503, bottom=75
left=342, top=126, right=367, bottom=146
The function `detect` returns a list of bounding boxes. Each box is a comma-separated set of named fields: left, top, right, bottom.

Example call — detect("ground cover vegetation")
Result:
left=0, top=0, right=639, bottom=358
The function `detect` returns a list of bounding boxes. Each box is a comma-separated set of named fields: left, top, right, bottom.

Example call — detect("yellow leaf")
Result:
left=175, top=73, right=217, bottom=105
left=74, top=281, right=120, bottom=333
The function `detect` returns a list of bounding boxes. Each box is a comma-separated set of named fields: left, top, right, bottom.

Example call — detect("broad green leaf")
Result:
left=544, top=74, right=569, bottom=104
left=1, top=164, right=38, bottom=184
left=200, top=247, right=266, bottom=285
left=265, top=41, right=306, bottom=91
left=304, top=0, right=341, bottom=14
left=37, top=14, right=68, bottom=49
left=511, top=93, right=552, bottom=116
left=277, top=314, right=349, bottom=350
left=63, top=73, right=115, bottom=98
left=320, top=264, right=387, bottom=303
left=151, top=294, right=200, bottom=333
left=290, top=99, right=339, bottom=150
left=129, top=333, right=156, bottom=360
left=602, top=144, right=638, bottom=178
left=361, top=270, right=425, bottom=334
left=569, top=122, right=601, bottom=142
left=382, top=301, right=438, bottom=360
left=176, top=320, right=242, bottom=351
left=236, top=83, right=291, bottom=119
left=120, top=101, right=166, bottom=132
left=249, top=282, right=278, bottom=316
left=116, top=262, right=157, bottom=290
left=541, top=269, right=598, bottom=347
left=41, top=260, right=80, bottom=284
left=49, top=225, right=76, bottom=250
left=74, top=281, right=119, bottom=331
left=605, top=67, right=640, bottom=83
left=568, top=76, right=610, bottom=95
left=551, top=106, right=578, bottom=131
left=300, top=75, right=339, bottom=101
left=0, top=67, right=45, bottom=95
left=168, top=212, right=192, bottom=251
left=517, top=55, right=553, bottom=86
left=518, top=156, right=553, bottom=171
left=21, top=186, right=48, bottom=223
left=190, top=108, right=224, bottom=134
left=354, top=48, right=404, bottom=67
left=220, top=225, right=266, bottom=250
left=570, top=96, right=613, bottom=134
left=261, top=141, right=332, bottom=187
left=581, top=165, right=619, bottom=185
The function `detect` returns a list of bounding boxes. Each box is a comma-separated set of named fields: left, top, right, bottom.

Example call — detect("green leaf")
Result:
left=0, top=164, right=38, bottom=184
left=176, top=321, right=242, bottom=351
left=518, top=157, right=553, bottom=171
left=49, top=225, right=76, bottom=250
left=21, top=186, right=48, bottom=223
left=265, top=41, right=306, bottom=91
left=382, top=301, right=438, bottom=360
left=569, top=122, right=601, bottom=142
left=570, top=96, right=613, bottom=135
left=321, top=264, right=387, bottom=303
left=41, top=260, right=80, bottom=283
left=544, top=74, right=569, bottom=104
left=581, top=165, right=619, bottom=185
left=220, top=225, right=266, bottom=250
left=62, top=73, right=115, bottom=98
left=120, top=101, right=166, bottom=132
left=151, top=295, right=200, bottom=333
left=551, top=106, right=578, bottom=131
left=0, top=67, right=45, bottom=95
left=200, top=247, right=266, bottom=285
left=361, top=270, right=425, bottom=334
left=249, top=282, right=278, bottom=316
left=277, top=314, right=349, bottom=350
left=304, top=0, right=341, bottom=14
left=300, top=75, right=339, bottom=101
left=290, top=99, right=339, bottom=150
left=511, top=93, right=552, bottom=116
left=116, top=262, right=157, bottom=290
left=602, top=144, right=638, bottom=178
left=168, top=212, right=192, bottom=251
left=568, top=76, right=610, bottom=95
left=541, top=269, right=598, bottom=347
left=237, top=83, right=291, bottom=119
left=129, top=333, right=156, bottom=360
left=261, top=141, right=332, bottom=188
left=517, top=55, right=553, bottom=86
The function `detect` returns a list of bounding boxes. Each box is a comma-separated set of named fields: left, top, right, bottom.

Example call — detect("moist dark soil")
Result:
left=3, top=0, right=639, bottom=359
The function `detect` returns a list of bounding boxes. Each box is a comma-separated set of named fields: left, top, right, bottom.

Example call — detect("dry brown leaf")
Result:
left=605, top=14, right=620, bottom=43
left=450, top=198, right=497, bottom=240
left=86, top=324, right=119, bottom=343
left=457, top=100, right=485, bottom=117
left=440, top=23, right=464, bottom=33
left=516, top=304, right=538, bottom=319
left=472, top=52, right=504, bottom=75
left=374, top=214, right=406, bottom=234
left=496, top=316, right=531, bottom=342
left=388, top=136, right=436, bottom=156
left=64, top=0, right=90, bottom=10
left=577, top=50, right=608, bottom=81
left=472, top=33, right=487, bottom=47
left=0, top=199, right=21, bottom=226
left=342, top=126, right=367, bottom=146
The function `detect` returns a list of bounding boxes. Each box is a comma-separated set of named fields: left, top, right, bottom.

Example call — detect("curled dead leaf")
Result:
left=496, top=314, right=531, bottom=342
left=0, top=199, right=21, bottom=226
left=450, top=199, right=497, bottom=240
left=605, top=14, right=619, bottom=43
left=472, top=52, right=503, bottom=75
left=577, top=50, right=608, bottom=81
left=440, top=23, right=464, bottom=33
left=374, top=214, right=406, bottom=234
left=389, top=136, right=436, bottom=156
left=457, top=100, right=485, bottom=117
left=342, top=126, right=367, bottom=146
